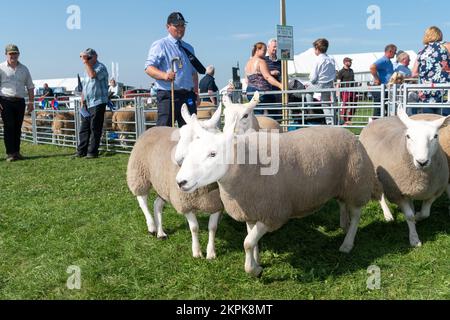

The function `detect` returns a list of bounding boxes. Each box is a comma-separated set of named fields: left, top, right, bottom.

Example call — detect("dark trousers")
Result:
left=156, top=90, right=197, bottom=127
left=0, top=97, right=26, bottom=155
left=77, top=104, right=106, bottom=156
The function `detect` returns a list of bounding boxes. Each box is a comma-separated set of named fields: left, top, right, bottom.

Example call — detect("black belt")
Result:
left=0, top=96, right=25, bottom=102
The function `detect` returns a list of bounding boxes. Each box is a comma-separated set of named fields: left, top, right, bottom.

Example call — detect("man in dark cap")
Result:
left=74, top=48, right=108, bottom=159
left=0, top=44, right=35, bottom=162
left=145, top=12, right=204, bottom=127
left=336, top=57, right=356, bottom=124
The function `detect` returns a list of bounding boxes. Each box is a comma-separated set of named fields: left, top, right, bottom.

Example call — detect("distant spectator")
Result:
left=394, top=52, right=412, bottom=77
left=265, top=39, right=282, bottom=99
left=370, top=44, right=397, bottom=117
left=411, top=26, right=450, bottom=115
left=336, top=57, right=356, bottom=124
left=305, top=38, right=337, bottom=125
left=199, top=65, right=219, bottom=104
left=108, top=79, right=120, bottom=99
left=42, top=83, right=54, bottom=98
left=245, top=42, right=282, bottom=116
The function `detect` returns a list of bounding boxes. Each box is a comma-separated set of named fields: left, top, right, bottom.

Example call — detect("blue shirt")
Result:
left=373, top=56, right=394, bottom=84
left=394, top=64, right=412, bottom=77
left=145, top=34, right=196, bottom=91
left=82, top=61, right=109, bottom=108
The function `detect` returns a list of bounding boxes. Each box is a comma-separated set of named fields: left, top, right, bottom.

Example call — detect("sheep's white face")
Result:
left=223, top=92, right=260, bottom=135
left=397, top=107, right=449, bottom=169
left=176, top=117, right=234, bottom=193
left=174, top=104, right=222, bottom=166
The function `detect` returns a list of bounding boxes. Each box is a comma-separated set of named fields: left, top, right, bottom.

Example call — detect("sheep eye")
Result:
left=209, top=152, right=217, bottom=158
left=406, top=134, right=411, bottom=139
left=242, top=114, right=249, bottom=119
left=434, top=134, right=439, bottom=139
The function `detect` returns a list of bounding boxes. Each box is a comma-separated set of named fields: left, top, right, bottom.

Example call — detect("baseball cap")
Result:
left=5, top=44, right=20, bottom=54
left=81, top=48, right=97, bottom=57
left=167, top=12, right=188, bottom=25
left=343, top=57, right=352, bottom=62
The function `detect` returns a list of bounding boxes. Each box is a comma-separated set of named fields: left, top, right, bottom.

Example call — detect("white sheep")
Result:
left=126, top=105, right=224, bottom=259
left=176, top=115, right=375, bottom=277
left=359, top=107, right=449, bottom=247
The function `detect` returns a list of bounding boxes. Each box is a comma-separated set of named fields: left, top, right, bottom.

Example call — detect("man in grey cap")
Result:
left=0, top=44, right=35, bottom=162
left=74, top=48, right=109, bottom=159
left=145, top=12, right=203, bottom=127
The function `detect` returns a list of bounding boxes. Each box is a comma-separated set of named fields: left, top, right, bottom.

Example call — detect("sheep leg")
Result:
left=185, top=212, right=203, bottom=258
left=339, top=206, right=362, bottom=253
left=398, top=199, right=422, bottom=247
left=244, top=222, right=268, bottom=277
left=206, top=212, right=221, bottom=260
left=246, top=222, right=260, bottom=264
left=416, top=195, right=438, bottom=222
left=153, top=197, right=168, bottom=239
left=380, top=193, right=395, bottom=222
left=338, top=201, right=350, bottom=233
left=137, top=195, right=157, bottom=235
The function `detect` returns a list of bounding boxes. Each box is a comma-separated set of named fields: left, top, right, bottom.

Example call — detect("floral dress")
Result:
left=417, top=41, right=450, bottom=103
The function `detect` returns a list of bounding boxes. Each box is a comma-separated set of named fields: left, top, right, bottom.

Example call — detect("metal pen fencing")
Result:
left=0, top=83, right=449, bottom=154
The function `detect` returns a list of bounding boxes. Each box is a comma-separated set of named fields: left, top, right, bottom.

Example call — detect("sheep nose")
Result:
left=178, top=180, right=188, bottom=189
left=417, top=160, right=429, bottom=168
left=176, top=159, right=184, bottom=166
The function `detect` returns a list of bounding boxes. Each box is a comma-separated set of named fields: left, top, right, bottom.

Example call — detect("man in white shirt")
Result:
left=0, top=44, right=35, bottom=162
left=305, top=39, right=337, bottom=125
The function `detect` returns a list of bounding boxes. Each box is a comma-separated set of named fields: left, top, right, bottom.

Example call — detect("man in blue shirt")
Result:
left=74, top=48, right=109, bottom=159
left=370, top=44, right=397, bottom=117
left=145, top=12, right=200, bottom=127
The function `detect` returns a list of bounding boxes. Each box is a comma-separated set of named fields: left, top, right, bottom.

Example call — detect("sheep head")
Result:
left=176, top=114, right=236, bottom=193
left=223, top=91, right=260, bottom=135
left=397, top=105, right=450, bottom=169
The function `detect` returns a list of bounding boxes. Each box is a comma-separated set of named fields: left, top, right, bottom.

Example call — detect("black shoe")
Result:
left=72, top=152, right=86, bottom=158
left=14, top=153, right=25, bottom=160
left=86, top=153, right=99, bottom=159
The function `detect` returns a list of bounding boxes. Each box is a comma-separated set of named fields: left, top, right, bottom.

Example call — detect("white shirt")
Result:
left=108, top=84, right=119, bottom=96
left=0, top=61, right=34, bottom=98
left=309, top=54, right=336, bottom=85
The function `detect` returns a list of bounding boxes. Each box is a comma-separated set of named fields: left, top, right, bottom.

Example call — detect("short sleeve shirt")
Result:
left=199, top=74, right=218, bottom=94
left=82, top=61, right=109, bottom=108
left=373, top=56, right=394, bottom=84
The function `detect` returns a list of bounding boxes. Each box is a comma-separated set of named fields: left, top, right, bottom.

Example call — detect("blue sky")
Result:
left=1, top=0, right=449, bottom=89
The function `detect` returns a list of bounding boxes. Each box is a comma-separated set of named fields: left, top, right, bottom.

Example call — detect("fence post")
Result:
left=31, top=107, right=38, bottom=145
left=74, top=99, right=81, bottom=147
left=380, top=84, right=386, bottom=118
left=135, top=97, right=143, bottom=139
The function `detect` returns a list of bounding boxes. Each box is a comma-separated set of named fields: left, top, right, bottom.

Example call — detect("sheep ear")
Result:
left=432, top=115, right=450, bottom=129
left=202, top=103, right=222, bottom=129
left=397, top=104, right=413, bottom=128
left=192, top=114, right=208, bottom=138
left=181, top=104, right=192, bottom=124
left=245, top=91, right=260, bottom=111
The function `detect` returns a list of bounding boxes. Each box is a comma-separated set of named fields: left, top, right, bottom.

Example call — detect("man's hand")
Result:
left=165, top=71, right=176, bottom=82
left=271, top=70, right=280, bottom=77
left=373, top=79, right=381, bottom=86
left=27, top=102, right=34, bottom=114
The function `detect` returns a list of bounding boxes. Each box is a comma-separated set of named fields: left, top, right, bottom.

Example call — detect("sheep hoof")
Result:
left=206, top=252, right=217, bottom=260
left=410, top=238, right=422, bottom=248
left=148, top=231, right=157, bottom=237
left=384, top=215, right=395, bottom=222
left=246, top=265, right=263, bottom=278
left=193, top=252, right=203, bottom=259
left=157, top=235, right=168, bottom=241
left=339, top=243, right=354, bottom=254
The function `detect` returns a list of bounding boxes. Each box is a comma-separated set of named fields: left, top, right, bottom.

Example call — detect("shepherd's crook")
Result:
left=171, top=57, right=182, bottom=127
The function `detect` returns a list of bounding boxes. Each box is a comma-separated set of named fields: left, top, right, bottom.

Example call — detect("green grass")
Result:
left=1, top=142, right=450, bottom=300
